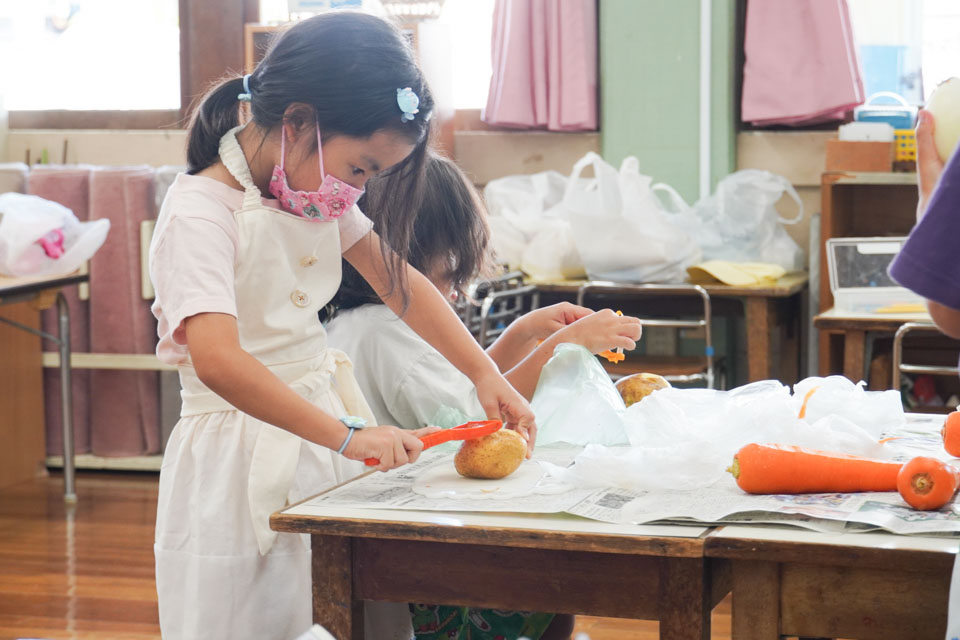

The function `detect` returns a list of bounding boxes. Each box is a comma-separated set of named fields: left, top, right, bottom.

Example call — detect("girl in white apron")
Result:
left=150, top=13, right=536, bottom=640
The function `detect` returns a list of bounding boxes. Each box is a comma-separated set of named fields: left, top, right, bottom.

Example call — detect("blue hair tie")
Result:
left=397, top=87, right=420, bottom=122
left=238, top=74, right=252, bottom=102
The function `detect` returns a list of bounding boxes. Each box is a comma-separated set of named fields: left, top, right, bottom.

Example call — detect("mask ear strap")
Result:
left=280, top=124, right=287, bottom=172
left=316, top=125, right=326, bottom=179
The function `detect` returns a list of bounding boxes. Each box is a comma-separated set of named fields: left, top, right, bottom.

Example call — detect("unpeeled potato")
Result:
left=615, top=372, right=671, bottom=407
left=454, top=429, right=526, bottom=479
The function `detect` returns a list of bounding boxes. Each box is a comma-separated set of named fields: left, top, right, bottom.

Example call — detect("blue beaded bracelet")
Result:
left=336, top=416, right=367, bottom=455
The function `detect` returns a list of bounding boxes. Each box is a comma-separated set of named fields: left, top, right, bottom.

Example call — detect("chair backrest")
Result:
left=455, top=270, right=532, bottom=346
left=577, top=281, right=715, bottom=388
left=891, top=322, right=960, bottom=402
left=477, top=284, right=540, bottom=348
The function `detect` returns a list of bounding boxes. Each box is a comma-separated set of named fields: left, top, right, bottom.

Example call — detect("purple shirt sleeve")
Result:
left=889, top=147, right=960, bottom=310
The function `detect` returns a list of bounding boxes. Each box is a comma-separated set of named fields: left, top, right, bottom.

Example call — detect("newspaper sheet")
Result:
left=303, top=415, right=960, bottom=536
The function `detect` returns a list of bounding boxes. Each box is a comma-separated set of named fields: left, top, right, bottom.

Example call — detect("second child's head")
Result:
left=332, top=153, right=493, bottom=314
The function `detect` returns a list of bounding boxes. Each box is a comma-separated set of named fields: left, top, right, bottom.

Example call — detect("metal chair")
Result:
left=892, top=322, right=959, bottom=405
left=477, top=285, right=541, bottom=348
left=455, top=271, right=537, bottom=347
left=576, top=281, right=717, bottom=388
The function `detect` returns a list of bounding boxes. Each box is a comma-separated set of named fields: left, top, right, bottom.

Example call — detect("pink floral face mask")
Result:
left=268, top=125, right=364, bottom=221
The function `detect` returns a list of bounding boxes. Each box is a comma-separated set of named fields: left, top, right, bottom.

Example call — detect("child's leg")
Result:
left=540, top=613, right=576, bottom=640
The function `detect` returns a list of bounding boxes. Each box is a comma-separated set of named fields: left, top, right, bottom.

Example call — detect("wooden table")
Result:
left=814, top=306, right=931, bottom=387
left=0, top=272, right=88, bottom=501
left=706, top=525, right=957, bottom=639
left=272, top=501, right=731, bottom=640
left=529, top=273, right=809, bottom=383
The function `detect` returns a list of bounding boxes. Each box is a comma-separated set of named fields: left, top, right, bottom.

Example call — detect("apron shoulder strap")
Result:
left=219, top=126, right=263, bottom=210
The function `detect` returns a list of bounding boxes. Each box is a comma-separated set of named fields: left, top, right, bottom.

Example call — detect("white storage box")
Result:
left=826, top=237, right=923, bottom=313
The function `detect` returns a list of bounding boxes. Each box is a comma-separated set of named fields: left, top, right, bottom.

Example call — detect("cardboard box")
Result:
left=825, top=139, right=894, bottom=172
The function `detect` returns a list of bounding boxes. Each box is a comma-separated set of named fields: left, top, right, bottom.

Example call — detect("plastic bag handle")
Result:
left=651, top=183, right=691, bottom=215
left=563, top=151, right=623, bottom=217
left=778, top=180, right=804, bottom=225
left=863, top=91, right=910, bottom=108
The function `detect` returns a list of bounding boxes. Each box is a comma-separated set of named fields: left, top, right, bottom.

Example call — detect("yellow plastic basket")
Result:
left=895, top=129, right=917, bottom=162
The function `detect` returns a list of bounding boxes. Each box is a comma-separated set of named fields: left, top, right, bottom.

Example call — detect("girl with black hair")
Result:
left=149, top=12, right=535, bottom=639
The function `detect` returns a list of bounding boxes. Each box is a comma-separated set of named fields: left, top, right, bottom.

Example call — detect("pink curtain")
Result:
left=27, top=165, right=162, bottom=457
left=742, top=0, right=864, bottom=126
left=88, top=167, right=161, bottom=456
left=483, top=0, right=597, bottom=131
left=28, top=166, right=94, bottom=457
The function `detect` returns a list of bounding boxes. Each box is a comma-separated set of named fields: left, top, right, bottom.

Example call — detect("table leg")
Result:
left=843, top=330, right=866, bottom=384
left=731, top=560, right=779, bottom=639
left=312, top=535, right=363, bottom=640
left=658, top=557, right=709, bottom=640
left=57, top=292, right=76, bottom=503
left=745, top=298, right=773, bottom=382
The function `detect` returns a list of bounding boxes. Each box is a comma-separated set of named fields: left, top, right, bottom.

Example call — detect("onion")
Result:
left=926, top=77, right=960, bottom=163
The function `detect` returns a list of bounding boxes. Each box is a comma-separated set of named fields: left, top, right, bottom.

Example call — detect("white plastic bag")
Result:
left=531, top=343, right=630, bottom=446
left=483, top=170, right=583, bottom=277
left=519, top=218, right=584, bottom=280
left=562, top=153, right=701, bottom=283
left=542, top=377, right=905, bottom=491
left=680, top=169, right=805, bottom=270
left=0, top=192, right=110, bottom=277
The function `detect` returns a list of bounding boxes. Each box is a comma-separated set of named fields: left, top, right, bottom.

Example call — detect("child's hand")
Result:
left=517, top=302, right=594, bottom=341
left=916, top=109, right=946, bottom=220
left=343, top=425, right=441, bottom=472
left=556, top=309, right=642, bottom=354
left=473, top=373, right=537, bottom=457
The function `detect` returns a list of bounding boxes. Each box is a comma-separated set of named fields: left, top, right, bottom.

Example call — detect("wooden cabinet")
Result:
left=0, top=302, right=46, bottom=489
left=817, top=172, right=923, bottom=384
left=819, top=171, right=918, bottom=312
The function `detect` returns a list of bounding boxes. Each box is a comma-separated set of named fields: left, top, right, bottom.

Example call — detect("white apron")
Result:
left=155, top=128, right=412, bottom=640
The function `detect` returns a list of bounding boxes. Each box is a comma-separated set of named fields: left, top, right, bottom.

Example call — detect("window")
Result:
left=849, top=0, right=960, bottom=104
left=259, top=0, right=494, bottom=110
left=0, top=0, right=180, bottom=111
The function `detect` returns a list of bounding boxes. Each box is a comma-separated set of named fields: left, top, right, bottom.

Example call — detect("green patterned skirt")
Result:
left=409, top=604, right=555, bottom=640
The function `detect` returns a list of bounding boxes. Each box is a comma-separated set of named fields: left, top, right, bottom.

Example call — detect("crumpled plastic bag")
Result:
left=0, top=192, right=110, bottom=277
left=530, top=343, right=630, bottom=446
left=538, top=371, right=906, bottom=491
left=792, top=375, right=904, bottom=438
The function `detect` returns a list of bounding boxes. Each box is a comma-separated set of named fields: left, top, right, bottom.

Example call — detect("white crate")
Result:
left=826, top=236, right=923, bottom=313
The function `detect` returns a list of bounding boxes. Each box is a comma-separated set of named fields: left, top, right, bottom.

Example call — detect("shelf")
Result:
left=46, top=453, right=162, bottom=472
left=42, top=352, right=176, bottom=371
left=825, top=172, right=917, bottom=185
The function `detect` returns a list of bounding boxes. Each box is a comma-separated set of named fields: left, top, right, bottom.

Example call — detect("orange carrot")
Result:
left=897, top=456, right=960, bottom=510
left=942, top=411, right=960, bottom=457
left=728, top=443, right=902, bottom=494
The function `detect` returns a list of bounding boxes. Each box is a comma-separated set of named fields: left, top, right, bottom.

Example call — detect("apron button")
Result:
left=300, top=256, right=318, bottom=267
left=291, top=290, right=310, bottom=307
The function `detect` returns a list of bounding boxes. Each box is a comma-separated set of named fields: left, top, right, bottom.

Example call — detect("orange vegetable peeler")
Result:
left=364, top=419, right=502, bottom=466
left=599, top=310, right=625, bottom=363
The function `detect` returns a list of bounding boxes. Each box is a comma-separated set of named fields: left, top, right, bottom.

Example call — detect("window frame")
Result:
left=8, top=0, right=259, bottom=130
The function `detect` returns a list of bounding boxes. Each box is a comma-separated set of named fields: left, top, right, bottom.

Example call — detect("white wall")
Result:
left=7, top=130, right=188, bottom=167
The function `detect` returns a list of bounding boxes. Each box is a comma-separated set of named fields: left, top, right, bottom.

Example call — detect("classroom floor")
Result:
left=0, top=472, right=733, bottom=640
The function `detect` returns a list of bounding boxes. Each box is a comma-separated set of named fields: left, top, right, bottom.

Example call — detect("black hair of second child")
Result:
left=184, top=11, right=435, bottom=304
left=327, top=153, right=492, bottom=320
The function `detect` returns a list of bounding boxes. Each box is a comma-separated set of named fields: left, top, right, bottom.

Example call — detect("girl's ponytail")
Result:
left=185, top=76, right=246, bottom=174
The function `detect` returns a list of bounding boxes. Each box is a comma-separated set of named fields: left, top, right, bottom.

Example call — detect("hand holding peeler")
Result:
left=364, top=419, right=502, bottom=466
left=599, top=310, right=626, bottom=363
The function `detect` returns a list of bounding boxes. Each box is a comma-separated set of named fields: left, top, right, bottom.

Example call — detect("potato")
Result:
left=615, top=372, right=671, bottom=407
left=454, top=429, right=526, bottom=479
left=927, top=77, right=960, bottom=163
